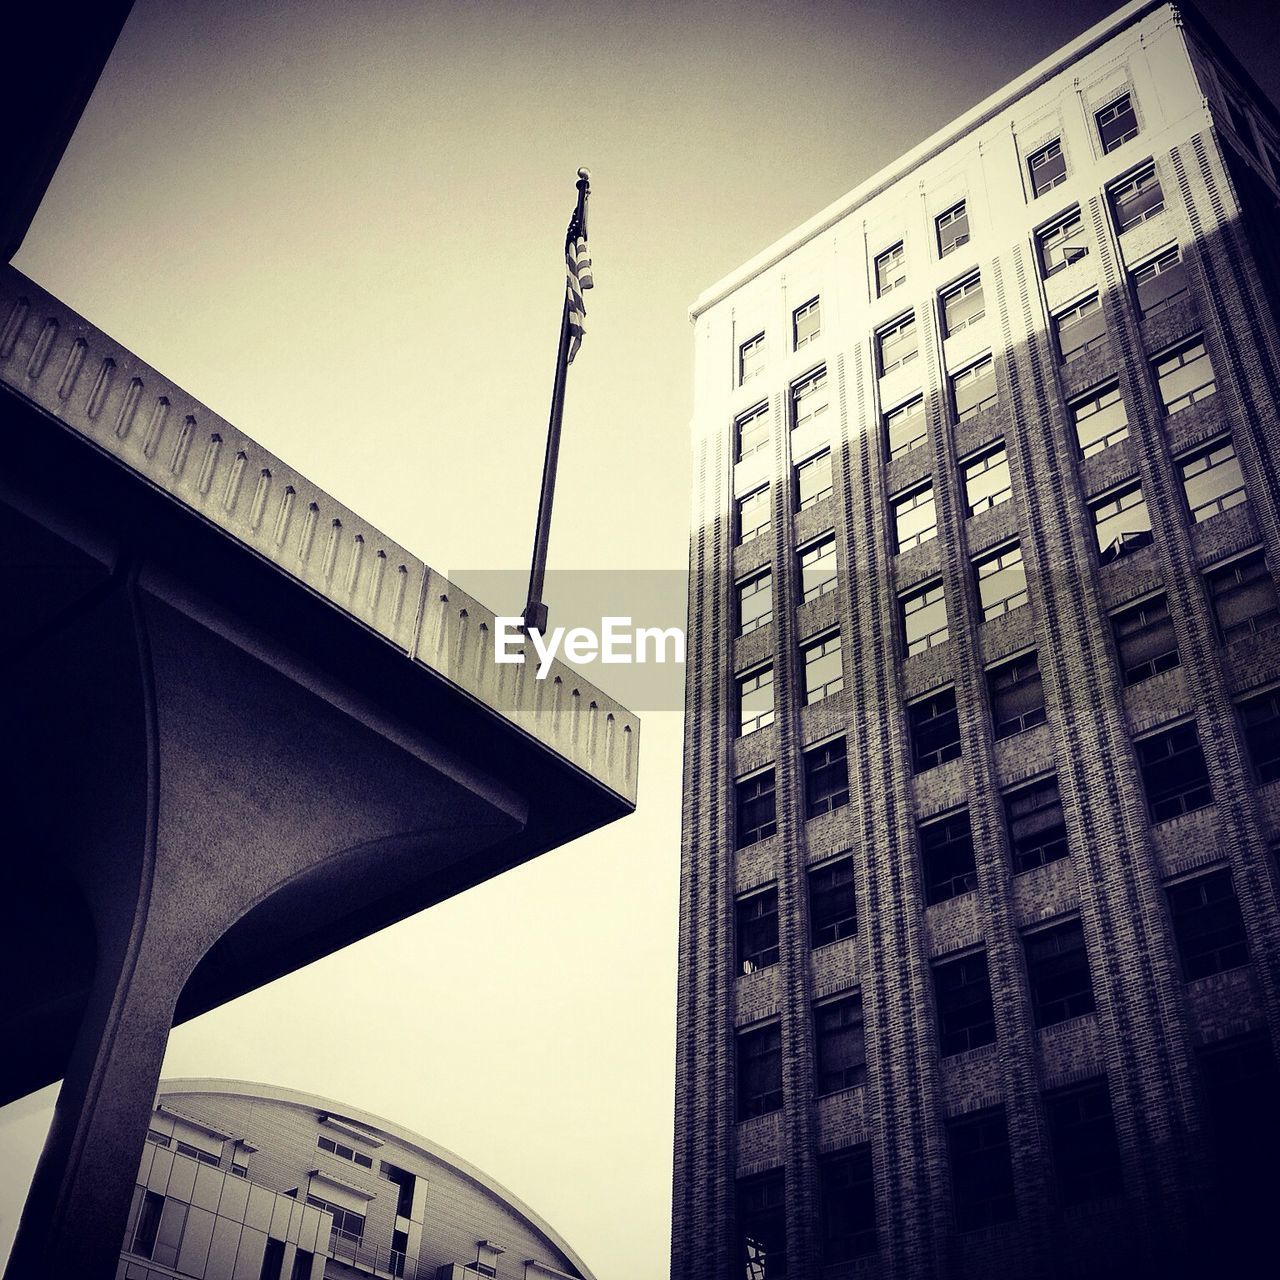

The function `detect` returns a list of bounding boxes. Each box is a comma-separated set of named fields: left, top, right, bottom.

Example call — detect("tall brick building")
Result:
left=674, top=3, right=1280, bottom=1276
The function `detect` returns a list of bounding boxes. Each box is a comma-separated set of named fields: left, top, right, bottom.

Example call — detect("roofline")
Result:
left=157, top=1078, right=598, bottom=1280
left=689, top=0, right=1171, bottom=319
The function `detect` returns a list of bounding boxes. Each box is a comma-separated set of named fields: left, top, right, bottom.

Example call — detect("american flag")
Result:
left=565, top=208, right=593, bottom=363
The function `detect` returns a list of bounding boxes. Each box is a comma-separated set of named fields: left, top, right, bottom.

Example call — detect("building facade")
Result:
left=117, top=1080, right=595, bottom=1280
left=674, top=3, right=1280, bottom=1277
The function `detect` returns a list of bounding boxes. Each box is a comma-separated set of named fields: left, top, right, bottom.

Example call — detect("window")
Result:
left=1238, top=687, right=1280, bottom=784
left=1096, top=92, right=1139, bottom=153
left=877, top=313, right=918, bottom=374
left=804, top=736, right=849, bottom=816
left=261, top=1238, right=287, bottom=1280
left=739, top=332, right=765, bottom=385
left=901, top=579, right=948, bottom=656
left=737, top=486, right=771, bottom=546
left=947, top=1109, right=1016, bottom=1230
left=306, top=1195, right=366, bottom=1244
left=1167, top=868, right=1249, bottom=979
left=1199, top=1034, right=1280, bottom=1196
left=1054, top=294, right=1105, bottom=362
left=737, top=1022, right=783, bottom=1119
left=809, top=856, right=856, bottom=946
left=1004, top=776, right=1069, bottom=874
left=131, top=1190, right=163, bottom=1259
left=1092, top=484, right=1152, bottom=563
left=1132, top=247, right=1187, bottom=316
left=144, top=1129, right=171, bottom=1147
left=941, top=274, right=985, bottom=336
left=736, top=770, right=777, bottom=847
left=951, top=354, right=997, bottom=421
left=1028, top=138, right=1067, bottom=195
left=1226, top=97, right=1254, bottom=151
left=1180, top=438, right=1246, bottom=522
left=736, top=887, right=779, bottom=974
left=736, top=403, right=771, bottom=463
left=1045, top=1083, right=1123, bottom=1205
left=793, top=296, right=821, bottom=349
left=290, top=1250, right=315, bottom=1280
left=175, top=1141, right=221, bottom=1166
left=909, top=687, right=962, bottom=772
left=987, top=650, right=1045, bottom=738
left=1205, top=549, right=1280, bottom=643
left=737, top=666, right=775, bottom=736
left=1137, top=722, right=1212, bottom=822
left=919, top=808, right=977, bottom=905
left=131, top=1192, right=187, bottom=1267
left=317, top=1135, right=373, bottom=1169
left=791, top=366, right=829, bottom=432
left=802, top=631, right=844, bottom=703
left=934, top=951, right=996, bottom=1056
left=885, top=396, right=927, bottom=458
left=1112, top=593, right=1179, bottom=684
left=1024, top=918, right=1095, bottom=1027
left=819, top=1147, right=876, bottom=1262
left=1071, top=382, right=1128, bottom=457
left=937, top=201, right=970, bottom=257
left=892, top=481, right=937, bottom=552
left=1111, top=165, right=1164, bottom=231
left=799, top=535, right=837, bottom=602
left=737, top=1170, right=786, bottom=1280
left=737, top=571, right=773, bottom=636
left=1038, top=209, right=1088, bottom=276
left=974, top=542, right=1028, bottom=620
left=1154, top=336, right=1215, bottom=413
left=875, top=241, right=906, bottom=296
left=815, top=993, right=867, bottom=1094
left=795, top=449, right=833, bottom=510
left=962, top=443, right=1011, bottom=515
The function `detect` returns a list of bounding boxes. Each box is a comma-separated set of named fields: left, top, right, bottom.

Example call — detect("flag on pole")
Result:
left=565, top=207, right=593, bottom=364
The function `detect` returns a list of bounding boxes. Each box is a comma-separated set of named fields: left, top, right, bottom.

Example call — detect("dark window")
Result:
left=737, top=887, right=779, bottom=974
left=937, top=201, right=970, bottom=257
left=798, top=535, right=837, bottom=602
left=737, top=1170, right=787, bottom=1279
left=1154, top=335, right=1215, bottom=413
left=1024, top=918, right=1095, bottom=1027
left=1071, top=381, right=1128, bottom=457
left=1180, top=438, right=1246, bottom=523
left=132, top=1190, right=164, bottom=1259
left=815, top=993, right=867, bottom=1094
left=962, top=443, right=1011, bottom=515
left=737, top=486, right=771, bottom=546
left=1167, top=868, right=1249, bottom=979
left=260, top=1238, right=287, bottom=1280
left=1038, top=209, right=1088, bottom=276
left=885, top=395, right=927, bottom=458
left=919, top=808, right=977, bottom=905
left=736, top=403, right=771, bottom=463
left=1137, top=722, right=1213, bottom=822
left=1005, top=776, right=1069, bottom=874
left=1238, top=688, right=1280, bottom=783
left=819, top=1146, right=876, bottom=1262
left=892, top=481, right=937, bottom=551
left=1029, top=138, right=1068, bottom=195
left=290, top=1250, right=315, bottom=1280
left=1205, top=549, right=1280, bottom=643
left=736, top=770, right=777, bottom=848
left=174, top=1140, right=220, bottom=1166
left=974, top=542, right=1028, bottom=620
left=941, top=274, right=985, bottom=335
left=793, top=296, right=821, bottom=349
left=988, top=651, right=1045, bottom=738
left=877, top=312, right=919, bottom=373
left=802, top=632, right=843, bottom=703
left=910, top=687, right=962, bottom=773
left=934, top=951, right=996, bottom=1056
left=1092, top=484, right=1152, bottom=563
left=809, top=857, right=856, bottom=946
left=1226, top=98, right=1254, bottom=152
left=1133, top=246, right=1187, bottom=316
left=737, top=571, right=773, bottom=637
left=901, top=580, right=949, bottom=655
left=381, top=1163, right=416, bottom=1218
left=805, top=737, right=849, bottom=817
left=317, top=1135, right=373, bottom=1169
left=795, top=449, right=833, bottom=510
left=1045, top=1083, right=1124, bottom=1205
left=1199, top=1035, right=1280, bottom=1198
left=1054, top=294, right=1106, bottom=362
left=144, top=1129, right=171, bottom=1147
left=737, top=666, right=775, bottom=736
left=791, top=366, right=829, bottom=432
left=952, top=355, right=998, bottom=421
left=947, top=1108, right=1017, bottom=1230
left=1111, top=165, right=1163, bottom=231
left=740, top=332, right=765, bottom=385
left=875, top=241, right=906, bottom=296
left=738, top=1022, right=783, bottom=1119
left=1112, top=594, right=1179, bottom=684
left=1096, top=93, right=1139, bottom=152
left=307, top=1194, right=365, bottom=1243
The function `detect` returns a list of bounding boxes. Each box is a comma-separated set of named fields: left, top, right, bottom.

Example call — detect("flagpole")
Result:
left=523, top=167, right=591, bottom=635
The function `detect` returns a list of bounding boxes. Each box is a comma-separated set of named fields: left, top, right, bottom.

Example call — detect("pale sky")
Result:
left=3, top=2, right=1279, bottom=1277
